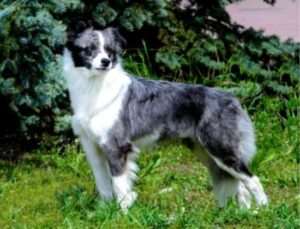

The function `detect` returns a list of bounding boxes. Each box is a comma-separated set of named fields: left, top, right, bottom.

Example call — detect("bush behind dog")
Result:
left=0, top=0, right=298, bottom=156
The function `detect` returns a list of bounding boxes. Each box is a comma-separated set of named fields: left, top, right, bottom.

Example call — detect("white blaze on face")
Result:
left=91, top=31, right=112, bottom=69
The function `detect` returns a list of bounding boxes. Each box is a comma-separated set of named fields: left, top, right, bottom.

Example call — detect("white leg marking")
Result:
left=127, top=159, right=139, bottom=184
left=81, top=137, right=113, bottom=199
left=236, top=182, right=252, bottom=209
left=242, top=176, right=268, bottom=207
left=112, top=173, right=137, bottom=212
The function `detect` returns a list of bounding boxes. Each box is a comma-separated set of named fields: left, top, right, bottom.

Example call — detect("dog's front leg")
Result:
left=102, top=142, right=137, bottom=212
left=80, top=137, right=113, bottom=200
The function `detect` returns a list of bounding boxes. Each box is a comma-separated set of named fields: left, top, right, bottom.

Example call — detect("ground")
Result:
left=0, top=102, right=298, bottom=228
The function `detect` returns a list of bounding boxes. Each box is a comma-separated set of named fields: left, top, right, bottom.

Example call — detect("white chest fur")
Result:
left=63, top=49, right=131, bottom=144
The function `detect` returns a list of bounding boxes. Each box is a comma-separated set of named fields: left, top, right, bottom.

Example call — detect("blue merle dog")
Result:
left=63, top=23, right=268, bottom=211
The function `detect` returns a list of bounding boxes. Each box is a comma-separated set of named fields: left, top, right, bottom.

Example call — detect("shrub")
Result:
left=0, top=0, right=298, bottom=155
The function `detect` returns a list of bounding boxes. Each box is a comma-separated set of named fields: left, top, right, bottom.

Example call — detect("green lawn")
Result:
left=0, top=101, right=298, bottom=228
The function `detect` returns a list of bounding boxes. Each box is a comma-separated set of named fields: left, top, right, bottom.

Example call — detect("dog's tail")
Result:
left=211, top=167, right=254, bottom=208
left=211, top=168, right=239, bottom=207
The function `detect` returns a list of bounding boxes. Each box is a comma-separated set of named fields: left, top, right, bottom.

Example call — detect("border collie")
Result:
left=63, top=25, right=268, bottom=211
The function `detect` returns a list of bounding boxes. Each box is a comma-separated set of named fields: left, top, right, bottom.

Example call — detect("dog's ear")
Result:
left=66, top=19, right=93, bottom=49
left=112, top=28, right=127, bottom=49
left=103, top=27, right=126, bottom=53
left=74, top=20, right=91, bottom=33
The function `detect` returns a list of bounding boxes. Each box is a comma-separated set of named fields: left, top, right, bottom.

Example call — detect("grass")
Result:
left=0, top=100, right=299, bottom=228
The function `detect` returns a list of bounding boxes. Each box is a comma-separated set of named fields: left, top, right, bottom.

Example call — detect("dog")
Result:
left=63, top=24, right=268, bottom=211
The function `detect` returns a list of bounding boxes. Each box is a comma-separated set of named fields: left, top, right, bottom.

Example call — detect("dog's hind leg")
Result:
left=192, top=143, right=241, bottom=207
left=80, top=136, right=113, bottom=200
left=209, top=154, right=268, bottom=207
left=196, top=97, right=268, bottom=208
left=194, top=141, right=265, bottom=208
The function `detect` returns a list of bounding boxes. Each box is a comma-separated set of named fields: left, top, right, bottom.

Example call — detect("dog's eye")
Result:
left=104, top=46, right=113, bottom=53
left=84, top=48, right=92, bottom=56
left=107, top=52, right=113, bottom=58
left=105, top=47, right=114, bottom=58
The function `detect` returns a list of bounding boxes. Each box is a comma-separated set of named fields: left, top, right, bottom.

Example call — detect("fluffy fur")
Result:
left=63, top=25, right=268, bottom=211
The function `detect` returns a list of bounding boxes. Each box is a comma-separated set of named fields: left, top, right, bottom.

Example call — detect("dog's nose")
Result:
left=101, top=58, right=111, bottom=67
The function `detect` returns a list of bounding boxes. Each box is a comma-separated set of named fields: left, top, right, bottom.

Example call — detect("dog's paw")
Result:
left=119, top=191, right=137, bottom=213
left=256, top=193, right=268, bottom=207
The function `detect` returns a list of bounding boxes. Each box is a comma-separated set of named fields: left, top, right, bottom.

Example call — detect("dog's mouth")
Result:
left=95, top=67, right=110, bottom=71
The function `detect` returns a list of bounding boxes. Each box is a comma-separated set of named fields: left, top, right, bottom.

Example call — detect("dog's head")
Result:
left=66, top=22, right=126, bottom=71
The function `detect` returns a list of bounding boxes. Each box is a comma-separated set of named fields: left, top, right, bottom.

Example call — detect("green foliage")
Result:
left=56, top=185, right=98, bottom=215
left=0, top=0, right=72, bottom=141
left=0, top=0, right=298, bottom=149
